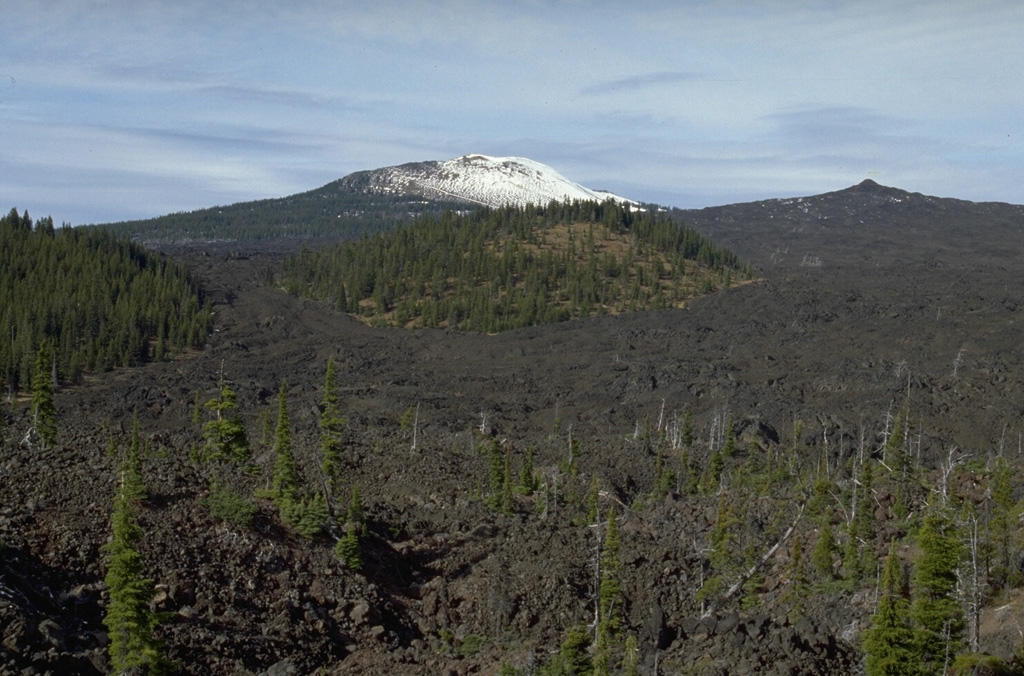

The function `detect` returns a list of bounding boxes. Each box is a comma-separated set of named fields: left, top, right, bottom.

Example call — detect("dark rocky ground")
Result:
left=3, top=181, right=1024, bottom=674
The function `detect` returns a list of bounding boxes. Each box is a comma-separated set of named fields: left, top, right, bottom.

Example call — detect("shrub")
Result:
left=457, top=634, right=486, bottom=657
left=206, top=481, right=256, bottom=530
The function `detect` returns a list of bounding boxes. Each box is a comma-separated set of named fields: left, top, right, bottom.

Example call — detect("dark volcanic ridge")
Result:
left=674, top=179, right=1024, bottom=269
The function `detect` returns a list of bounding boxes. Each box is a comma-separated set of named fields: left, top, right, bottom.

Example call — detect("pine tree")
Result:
left=191, top=389, right=203, bottom=426
left=701, top=495, right=740, bottom=604
left=722, top=419, right=736, bottom=458
left=104, top=463, right=168, bottom=674
left=201, top=383, right=249, bottom=463
left=704, top=448, right=724, bottom=493
left=517, top=447, right=537, bottom=495
left=845, top=458, right=875, bottom=583
left=594, top=506, right=622, bottom=676
left=486, top=440, right=504, bottom=510
left=911, top=512, right=964, bottom=669
left=31, top=341, right=56, bottom=447
left=811, top=519, right=836, bottom=581
left=863, top=542, right=916, bottom=676
left=784, top=534, right=809, bottom=619
left=292, top=492, right=329, bottom=539
left=335, top=521, right=362, bottom=570
left=319, top=356, right=345, bottom=488
left=271, top=380, right=298, bottom=499
left=622, top=633, right=639, bottom=676
left=586, top=475, right=600, bottom=525
left=348, top=484, right=365, bottom=533
left=681, top=448, right=699, bottom=495
left=122, top=411, right=147, bottom=503
left=545, top=624, right=591, bottom=676
left=989, top=456, right=1019, bottom=588
left=501, top=447, right=514, bottom=515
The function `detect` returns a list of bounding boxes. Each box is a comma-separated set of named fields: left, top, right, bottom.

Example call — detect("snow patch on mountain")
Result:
left=368, top=154, right=634, bottom=208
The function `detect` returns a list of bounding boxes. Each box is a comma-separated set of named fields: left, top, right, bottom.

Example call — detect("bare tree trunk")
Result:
left=411, top=403, right=419, bottom=451
left=703, top=504, right=805, bottom=617
left=959, top=513, right=982, bottom=652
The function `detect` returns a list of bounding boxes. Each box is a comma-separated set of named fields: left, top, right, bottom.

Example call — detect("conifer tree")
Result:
left=518, top=447, right=537, bottom=495
left=622, top=633, right=639, bottom=676
left=104, top=461, right=168, bottom=674
left=862, top=542, right=916, bottom=676
left=271, top=380, right=298, bottom=499
left=989, top=456, right=1019, bottom=588
left=911, top=512, right=964, bottom=669
left=348, top=484, right=364, bottom=530
left=501, top=447, right=514, bottom=515
left=122, top=411, right=147, bottom=503
left=335, top=521, right=362, bottom=570
left=595, top=506, right=622, bottom=676
left=701, top=495, right=740, bottom=604
left=682, top=409, right=694, bottom=449
left=845, top=458, right=875, bottom=583
left=722, top=419, right=736, bottom=458
left=586, top=475, right=600, bottom=524
left=680, top=448, right=699, bottom=495
left=599, top=506, right=621, bottom=630
left=201, top=383, right=249, bottom=463
left=31, top=341, right=56, bottom=447
left=335, top=485, right=365, bottom=569
left=704, top=448, right=724, bottom=493
left=486, top=440, right=504, bottom=510
left=191, top=389, right=203, bottom=426
left=319, top=356, right=345, bottom=487
left=784, top=534, right=809, bottom=619
left=292, top=492, right=329, bottom=539
left=811, top=519, right=836, bottom=581
left=545, top=624, right=592, bottom=676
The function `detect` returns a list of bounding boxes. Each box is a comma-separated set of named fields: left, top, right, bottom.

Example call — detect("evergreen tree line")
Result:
left=0, top=208, right=213, bottom=391
left=281, top=199, right=751, bottom=332
left=96, top=185, right=466, bottom=243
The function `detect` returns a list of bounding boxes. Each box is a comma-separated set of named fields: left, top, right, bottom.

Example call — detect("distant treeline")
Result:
left=1, top=208, right=212, bottom=391
left=95, top=179, right=466, bottom=243
left=282, top=199, right=751, bottom=332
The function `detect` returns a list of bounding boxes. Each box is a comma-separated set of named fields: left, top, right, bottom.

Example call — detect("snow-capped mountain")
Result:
left=342, top=154, right=634, bottom=208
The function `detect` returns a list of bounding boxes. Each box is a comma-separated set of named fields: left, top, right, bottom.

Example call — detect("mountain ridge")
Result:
left=673, top=177, right=1024, bottom=268
left=95, top=153, right=1024, bottom=251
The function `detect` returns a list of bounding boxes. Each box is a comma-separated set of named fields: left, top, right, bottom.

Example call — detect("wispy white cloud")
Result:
left=581, top=71, right=702, bottom=96
left=2, top=0, right=1023, bottom=223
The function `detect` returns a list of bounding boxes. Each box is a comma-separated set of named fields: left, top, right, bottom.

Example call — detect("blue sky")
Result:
left=3, top=1, right=1023, bottom=225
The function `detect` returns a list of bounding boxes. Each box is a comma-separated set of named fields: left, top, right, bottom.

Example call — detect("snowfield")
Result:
left=369, top=154, right=634, bottom=208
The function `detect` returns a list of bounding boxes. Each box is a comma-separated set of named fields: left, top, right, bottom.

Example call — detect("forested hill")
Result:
left=282, top=199, right=752, bottom=332
left=0, top=208, right=212, bottom=393
left=94, top=181, right=466, bottom=243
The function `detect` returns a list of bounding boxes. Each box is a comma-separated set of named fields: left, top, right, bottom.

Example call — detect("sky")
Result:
left=2, top=1, right=1023, bottom=225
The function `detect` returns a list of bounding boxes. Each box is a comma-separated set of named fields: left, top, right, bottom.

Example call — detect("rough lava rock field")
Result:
left=3, top=181, right=1024, bottom=674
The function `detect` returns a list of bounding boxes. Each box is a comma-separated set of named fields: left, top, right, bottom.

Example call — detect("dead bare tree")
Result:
left=702, top=503, right=805, bottom=618
left=411, top=403, right=420, bottom=451
left=938, top=446, right=968, bottom=507
left=880, top=400, right=895, bottom=464
left=958, top=512, right=983, bottom=653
